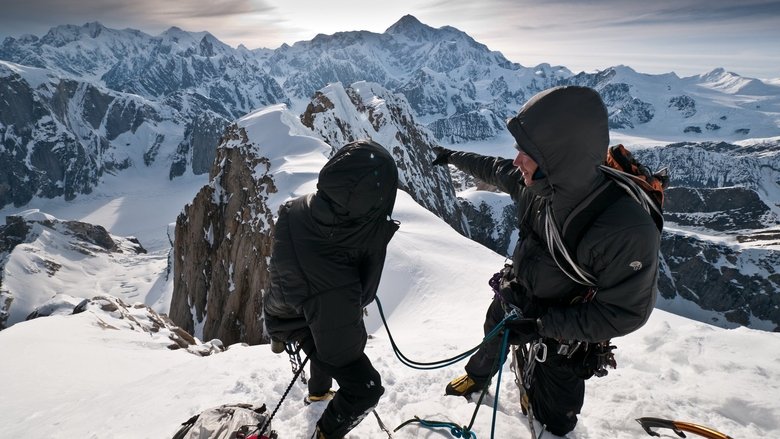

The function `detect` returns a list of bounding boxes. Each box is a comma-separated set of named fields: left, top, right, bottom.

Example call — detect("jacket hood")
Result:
left=316, top=139, right=398, bottom=222
left=507, top=86, right=609, bottom=216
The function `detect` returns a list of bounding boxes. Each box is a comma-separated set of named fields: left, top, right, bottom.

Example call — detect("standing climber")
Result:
left=433, top=86, right=661, bottom=436
left=263, top=139, right=399, bottom=439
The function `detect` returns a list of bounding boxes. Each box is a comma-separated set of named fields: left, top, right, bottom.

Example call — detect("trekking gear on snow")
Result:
left=372, top=410, right=395, bottom=438
left=171, top=403, right=278, bottom=439
left=636, top=417, right=734, bottom=439
left=285, top=342, right=308, bottom=384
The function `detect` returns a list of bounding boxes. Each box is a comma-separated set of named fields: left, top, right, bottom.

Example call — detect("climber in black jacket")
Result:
left=433, top=86, right=660, bottom=436
left=263, top=139, right=399, bottom=439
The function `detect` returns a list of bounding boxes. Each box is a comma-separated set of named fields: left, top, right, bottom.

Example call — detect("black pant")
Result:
left=465, top=298, right=585, bottom=435
left=302, top=342, right=384, bottom=439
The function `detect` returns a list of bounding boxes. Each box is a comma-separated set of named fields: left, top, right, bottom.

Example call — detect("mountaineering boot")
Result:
left=445, top=374, right=483, bottom=396
left=304, top=389, right=336, bottom=406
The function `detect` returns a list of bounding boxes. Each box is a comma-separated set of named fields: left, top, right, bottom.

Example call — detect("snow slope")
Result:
left=1, top=104, right=779, bottom=439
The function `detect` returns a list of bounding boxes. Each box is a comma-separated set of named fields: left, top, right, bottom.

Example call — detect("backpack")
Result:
left=172, top=403, right=278, bottom=439
left=549, top=144, right=669, bottom=287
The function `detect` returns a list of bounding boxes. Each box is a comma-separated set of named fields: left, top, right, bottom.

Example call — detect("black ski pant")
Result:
left=302, top=343, right=384, bottom=439
left=464, top=298, right=585, bottom=435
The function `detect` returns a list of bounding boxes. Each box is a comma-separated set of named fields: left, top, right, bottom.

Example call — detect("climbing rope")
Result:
left=257, top=344, right=309, bottom=437
left=376, top=297, right=517, bottom=439
left=375, top=297, right=517, bottom=370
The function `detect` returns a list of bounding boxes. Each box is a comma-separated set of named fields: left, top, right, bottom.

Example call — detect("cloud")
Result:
left=0, top=0, right=276, bottom=37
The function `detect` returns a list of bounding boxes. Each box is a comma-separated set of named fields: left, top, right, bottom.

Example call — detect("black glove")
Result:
left=431, top=146, right=454, bottom=166
left=504, top=317, right=540, bottom=345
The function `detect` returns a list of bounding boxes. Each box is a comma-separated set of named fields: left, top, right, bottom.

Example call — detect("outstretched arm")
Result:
left=432, top=147, right=524, bottom=196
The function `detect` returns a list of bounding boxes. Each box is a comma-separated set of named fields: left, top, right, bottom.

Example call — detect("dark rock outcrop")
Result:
left=664, top=187, right=773, bottom=231
left=170, top=124, right=277, bottom=345
left=659, top=232, right=780, bottom=330
left=26, top=294, right=226, bottom=355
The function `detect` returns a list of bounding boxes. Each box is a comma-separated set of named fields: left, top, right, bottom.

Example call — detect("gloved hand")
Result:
left=431, top=146, right=454, bottom=166
left=504, top=317, right=540, bottom=345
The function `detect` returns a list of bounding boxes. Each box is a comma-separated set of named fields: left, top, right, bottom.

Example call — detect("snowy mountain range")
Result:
left=2, top=16, right=779, bottom=208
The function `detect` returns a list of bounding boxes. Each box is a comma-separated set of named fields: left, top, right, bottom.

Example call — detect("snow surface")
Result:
left=1, top=105, right=779, bottom=439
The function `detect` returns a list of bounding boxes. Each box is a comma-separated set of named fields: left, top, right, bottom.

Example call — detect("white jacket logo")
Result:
left=630, top=261, right=643, bottom=271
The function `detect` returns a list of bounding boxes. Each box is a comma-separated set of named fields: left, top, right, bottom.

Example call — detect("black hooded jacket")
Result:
left=447, top=86, right=659, bottom=342
left=263, top=140, right=399, bottom=367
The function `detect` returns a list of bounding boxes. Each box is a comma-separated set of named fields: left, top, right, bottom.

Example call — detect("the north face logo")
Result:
left=630, top=261, right=643, bottom=271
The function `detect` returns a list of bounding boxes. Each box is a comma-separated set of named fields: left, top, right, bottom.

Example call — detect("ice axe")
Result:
left=636, top=417, right=733, bottom=439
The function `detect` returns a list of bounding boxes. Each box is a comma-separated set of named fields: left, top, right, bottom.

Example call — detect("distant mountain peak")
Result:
left=82, top=21, right=107, bottom=37
left=386, top=14, right=436, bottom=37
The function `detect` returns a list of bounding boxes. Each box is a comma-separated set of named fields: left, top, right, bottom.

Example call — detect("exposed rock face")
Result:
left=170, top=124, right=277, bottom=345
left=659, top=232, right=780, bottom=330
left=300, top=82, right=468, bottom=234
left=458, top=197, right=516, bottom=257
left=669, top=95, right=696, bottom=118
left=664, top=187, right=773, bottom=231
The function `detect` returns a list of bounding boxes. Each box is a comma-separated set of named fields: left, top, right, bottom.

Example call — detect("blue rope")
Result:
left=394, top=417, right=477, bottom=439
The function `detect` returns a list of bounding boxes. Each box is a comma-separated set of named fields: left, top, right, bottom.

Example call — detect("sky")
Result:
left=0, top=0, right=778, bottom=79
left=1, top=104, right=778, bottom=438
